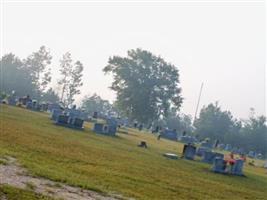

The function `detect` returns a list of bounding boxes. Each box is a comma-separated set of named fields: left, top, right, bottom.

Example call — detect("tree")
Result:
left=24, top=46, right=52, bottom=99
left=41, top=88, right=60, bottom=103
left=81, top=94, right=115, bottom=117
left=103, top=48, right=183, bottom=123
left=240, top=115, right=267, bottom=156
left=58, top=53, right=83, bottom=107
left=194, top=102, right=235, bottom=141
left=0, top=53, right=35, bottom=96
left=58, top=52, right=72, bottom=103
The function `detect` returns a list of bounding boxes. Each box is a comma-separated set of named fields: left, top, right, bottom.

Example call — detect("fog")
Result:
left=2, top=0, right=265, bottom=119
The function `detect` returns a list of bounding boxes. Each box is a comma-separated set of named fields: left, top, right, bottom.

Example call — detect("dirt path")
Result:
left=0, top=156, right=130, bottom=200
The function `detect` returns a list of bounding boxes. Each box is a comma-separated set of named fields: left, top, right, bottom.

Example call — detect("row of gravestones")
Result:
left=50, top=105, right=86, bottom=130
left=217, top=143, right=263, bottom=159
left=182, top=144, right=244, bottom=176
left=50, top=105, right=118, bottom=135
left=1, top=93, right=54, bottom=113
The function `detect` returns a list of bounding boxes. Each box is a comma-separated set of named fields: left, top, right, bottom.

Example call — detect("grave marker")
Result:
left=182, top=144, right=196, bottom=160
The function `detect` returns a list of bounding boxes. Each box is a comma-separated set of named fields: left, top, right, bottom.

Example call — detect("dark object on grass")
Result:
left=138, top=141, right=147, bottom=148
left=157, top=133, right=161, bottom=140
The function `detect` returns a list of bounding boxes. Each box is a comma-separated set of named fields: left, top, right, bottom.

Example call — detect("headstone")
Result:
left=263, top=160, right=267, bottom=168
left=163, top=153, right=178, bottom=160
left=71, top=117, right=84, bottom=129
left=217, top=144, right=225, bottom=150
left=8, top=96, right=17, bottom=105
left=161, top=129, right=177, bottom=141
left=248, top=151, right=255, bottom=158
left=225, top=144, right=232, bottom=151
left=231, top=159, right=244, bottom=176
left=106, top=117, right=117, bottom=135
left=56, top=115, right=69, bottom=125
left=32, top=100, right=41, bottom=111
left=212, top=157, right=227, bottom=173
left=196, top=147, right=211, bottom=157
left=19, top=95, right=32, bottom=106
left=202, top=152, right=224, bottom=164
left=200, top=141, right=213, bottom=149
left=231, top=147, right=239, bottom=154
left=40, top=103, right=48, bottom=112
left=93, top=123, right=104, bottom=133
left=183, top=144, right=196, bottom=160
left=51, top=109, right=62, bottom=121
left=93, top=111, right=98, bottom=118
left=68, top=109, right=82, bottom=124
left=26, top=101, right=33, bottom=109
left=237, top=148, right=245, bottom=155
left=138, top=124, right=143, bottom=131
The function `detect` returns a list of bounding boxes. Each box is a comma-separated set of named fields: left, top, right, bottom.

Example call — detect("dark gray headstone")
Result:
left=56, top=115, right=69, bottom=125
left=51, top=109, right=63, bottom=121
left=196, top=147, right=211, bottom=157
left=183, top=144, right=196, bottom=160
left=212, top=157, right=227, bottom=173
left=93, top=123, right=104, bottom=133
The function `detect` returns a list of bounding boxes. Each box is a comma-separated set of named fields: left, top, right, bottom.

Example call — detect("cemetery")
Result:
left=0, top=103, right=267, bottom=199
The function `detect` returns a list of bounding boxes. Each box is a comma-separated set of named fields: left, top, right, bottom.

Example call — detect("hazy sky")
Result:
left=1, top=0, right=266, bottom=119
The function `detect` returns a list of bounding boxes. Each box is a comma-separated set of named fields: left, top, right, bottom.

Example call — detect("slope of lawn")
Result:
left=0, top=104, right=267, bottom=200
left=0, top=185, right=58, bottom=200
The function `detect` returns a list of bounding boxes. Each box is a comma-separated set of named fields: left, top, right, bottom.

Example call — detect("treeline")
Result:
left=0, top=46, right=84, bottom=108
left=194, top=103, right=267, bottom=157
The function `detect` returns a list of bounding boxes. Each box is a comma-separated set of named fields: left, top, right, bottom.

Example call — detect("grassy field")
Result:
left=0, top=104, right=267, bottom=200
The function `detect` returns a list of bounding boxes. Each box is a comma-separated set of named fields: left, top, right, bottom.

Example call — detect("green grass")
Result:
left=0, top=185, right=57, bottom=200
left=0, top=104, right=267, bottom=200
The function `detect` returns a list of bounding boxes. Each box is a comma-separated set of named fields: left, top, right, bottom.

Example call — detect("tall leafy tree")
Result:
left=240, top=115, right=267, bottom=155
left=103, top=48, right=183, bottom=123
left=58, top=53, right=83, bottom=107
left=24, top=46, right=52, bottom=99
left=58, top=52, right=72, bottom=104
left=194, top=102, right=235, bottom=141
left=81, top=93, right=115, bottom=117
left=0, top=53, right=35, bottom=96
left=164, top=108, right=193, bottom=134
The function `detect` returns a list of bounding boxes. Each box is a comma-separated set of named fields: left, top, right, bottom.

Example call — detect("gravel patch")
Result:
left=0, top=156, right=131, bottom=200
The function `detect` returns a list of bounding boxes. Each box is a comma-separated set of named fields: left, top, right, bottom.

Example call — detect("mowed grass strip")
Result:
left=0, top=105, right=267, bottom=200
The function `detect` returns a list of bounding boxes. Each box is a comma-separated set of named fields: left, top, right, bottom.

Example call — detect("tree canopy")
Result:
left=1, top=53, right=36, bottom=97
left=103, top=49, right=183, bottom=123
left=81, top=94, right=115, bottom=117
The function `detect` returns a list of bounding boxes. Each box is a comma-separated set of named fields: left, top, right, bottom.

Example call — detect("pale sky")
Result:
left=1, top=0, right=266, bottom=119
